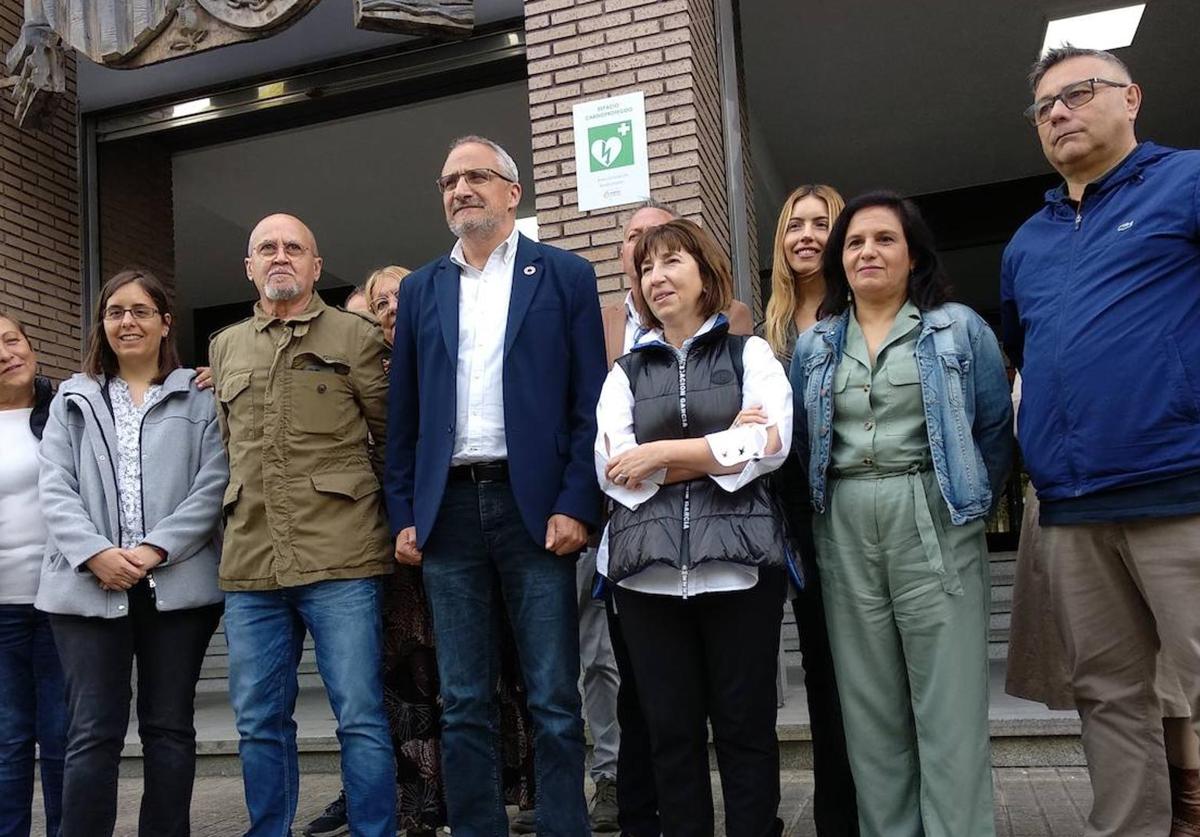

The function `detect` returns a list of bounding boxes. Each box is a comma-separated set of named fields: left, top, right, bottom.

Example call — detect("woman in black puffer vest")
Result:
left=594, top=219, right=794, bottom=837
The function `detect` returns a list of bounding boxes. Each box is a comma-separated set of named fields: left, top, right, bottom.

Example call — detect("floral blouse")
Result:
left=109, top=378, right=164, bottom=549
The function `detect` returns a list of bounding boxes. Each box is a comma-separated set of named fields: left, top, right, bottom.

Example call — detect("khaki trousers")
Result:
left=1042, top=512, right=1200, bottom=837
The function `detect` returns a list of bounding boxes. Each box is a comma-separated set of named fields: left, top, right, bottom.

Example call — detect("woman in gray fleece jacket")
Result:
left=37, top=269, right=226, bottom=837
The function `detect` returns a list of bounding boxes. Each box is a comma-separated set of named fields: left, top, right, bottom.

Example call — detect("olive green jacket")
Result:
left=208, top=293, right=391, bottom=591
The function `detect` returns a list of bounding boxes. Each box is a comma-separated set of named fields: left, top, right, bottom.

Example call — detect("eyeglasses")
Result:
left=370, top=290, right=398, bottom=316
left=1024, top=77, right=1130, bottom=126
left=253, top=241, right=311, bottom=260
left=435, top=168, right=514, bottom=194
left=103, top=305, right=159, bottom=322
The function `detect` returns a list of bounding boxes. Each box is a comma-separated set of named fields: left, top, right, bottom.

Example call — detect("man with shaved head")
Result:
left=208, top=213, right=396, bottom=836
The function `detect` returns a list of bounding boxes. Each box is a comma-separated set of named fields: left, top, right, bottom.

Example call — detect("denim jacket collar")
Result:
left=918, top=304, right=955, bottom=332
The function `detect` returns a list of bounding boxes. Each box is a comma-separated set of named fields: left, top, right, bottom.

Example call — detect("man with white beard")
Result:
left=208, top=213, right=396, bottom=836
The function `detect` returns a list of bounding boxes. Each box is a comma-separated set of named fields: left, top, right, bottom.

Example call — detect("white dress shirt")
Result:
left=449, top=226, right=520, bottom=465
left=594, top=314, right=793, bottom=597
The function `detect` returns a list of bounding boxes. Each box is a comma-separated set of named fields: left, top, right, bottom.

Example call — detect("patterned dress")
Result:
left=381, top=568, right=538, bottom=830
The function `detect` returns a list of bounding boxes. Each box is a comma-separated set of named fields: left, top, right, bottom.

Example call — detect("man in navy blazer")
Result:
left=384, top=135, right=605, bottom=837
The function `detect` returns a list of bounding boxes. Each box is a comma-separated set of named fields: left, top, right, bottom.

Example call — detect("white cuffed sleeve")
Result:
left=706, top=335, right=793, bottom=492
left=594, top=363, right=666, bottom=510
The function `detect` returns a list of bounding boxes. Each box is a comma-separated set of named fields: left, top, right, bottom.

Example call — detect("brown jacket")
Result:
left=208, top=293, right=392, bottom=591
left=601, top=296, right=754, bottom=368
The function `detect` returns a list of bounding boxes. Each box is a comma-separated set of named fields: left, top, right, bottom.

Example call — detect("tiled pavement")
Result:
left=30, top=767, right=1092, bottom=836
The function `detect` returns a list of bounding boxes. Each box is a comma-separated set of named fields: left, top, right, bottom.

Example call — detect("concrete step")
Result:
left=776, top=659, right=1080, bottom=770
left=172, top=551, right=1048, bottom=776
left=146, top=661, right=1079, bottom=777
left=196, top=553, right=1026, bottom=693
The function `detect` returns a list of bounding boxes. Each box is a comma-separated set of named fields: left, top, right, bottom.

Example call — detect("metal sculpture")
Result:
left=355, top=1, right=473, bottom=37
left=3, top=0, right=475, bottom=129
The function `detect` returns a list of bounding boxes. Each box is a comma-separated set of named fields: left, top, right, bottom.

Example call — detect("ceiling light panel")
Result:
left=1041, top=4, right=1147, bottom=55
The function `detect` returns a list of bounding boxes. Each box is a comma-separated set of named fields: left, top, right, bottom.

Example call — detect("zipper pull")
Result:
left=147, top=572, right=157, bottom=589
left=680, top=564, right=689, bottom=599
left=1074, top=212, right=1082, bottom=231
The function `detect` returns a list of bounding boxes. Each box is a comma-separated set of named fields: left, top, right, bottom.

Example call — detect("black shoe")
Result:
left=304, top=789, right=349, bottom=836
left=589, top=777, right=620, bottom=832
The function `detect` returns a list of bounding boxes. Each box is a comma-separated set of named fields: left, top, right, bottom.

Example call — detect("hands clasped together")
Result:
left=86, top=544, right=165, bottom=591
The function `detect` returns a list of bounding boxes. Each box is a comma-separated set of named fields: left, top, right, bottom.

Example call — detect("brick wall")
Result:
left=525, top=0, right=742, bottom=304
left=0, top=0, right=81, bottom=380
left=98, top=137, right=175, bottom=292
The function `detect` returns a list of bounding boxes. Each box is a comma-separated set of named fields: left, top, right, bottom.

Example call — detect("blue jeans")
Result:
left=0, top=605, right=66, bottom=837
left=225, top=578, right=395, bottom=837
left=422, top=479, right=587, bottom=837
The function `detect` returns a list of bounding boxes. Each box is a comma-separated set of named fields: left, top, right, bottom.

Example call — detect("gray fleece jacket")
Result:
left=36, top=369, right=227, bottom=618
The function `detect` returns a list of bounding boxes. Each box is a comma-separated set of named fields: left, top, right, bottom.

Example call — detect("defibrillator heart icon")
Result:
left=591, top=137, right=623, bottom=168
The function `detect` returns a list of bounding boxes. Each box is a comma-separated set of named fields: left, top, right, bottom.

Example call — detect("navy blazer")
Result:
left=384, top=233, right=606, bottom=548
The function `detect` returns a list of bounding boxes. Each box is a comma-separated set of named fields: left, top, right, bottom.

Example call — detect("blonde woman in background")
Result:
left=762, top=184, right=859, bottom=836
left=763, top=184, right=847, bottom=359
left=358, top=264, right=446, bottom=837
left=364, top=266, right=410, bottom=348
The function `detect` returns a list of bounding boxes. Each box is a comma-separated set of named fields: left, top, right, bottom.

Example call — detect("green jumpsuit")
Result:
left=812, top=302, right=995, bottom=837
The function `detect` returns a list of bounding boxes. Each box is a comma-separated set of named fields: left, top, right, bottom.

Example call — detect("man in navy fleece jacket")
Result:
left=1001, top=45, right=1200, bottom=837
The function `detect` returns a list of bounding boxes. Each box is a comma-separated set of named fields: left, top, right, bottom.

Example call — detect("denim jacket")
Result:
left=789, top=302, right=1013, bottom=525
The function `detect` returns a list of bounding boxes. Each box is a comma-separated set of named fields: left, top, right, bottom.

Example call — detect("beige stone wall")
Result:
left=524, top=0, right=748, bottom=306
left=0, top=0, right=81, bottom=380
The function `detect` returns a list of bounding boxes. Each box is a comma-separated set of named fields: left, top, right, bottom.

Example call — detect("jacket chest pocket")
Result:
left=218, top=370, right=254, bottom=437
left=289, top=354, right=355, bottom=434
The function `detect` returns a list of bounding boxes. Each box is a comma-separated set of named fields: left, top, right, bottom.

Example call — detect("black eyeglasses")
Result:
left=103, top=305, right=159, bottom=322
left=435, top=168, right=514, bottom=194
left=1024, top=77, right=1130, bottom=126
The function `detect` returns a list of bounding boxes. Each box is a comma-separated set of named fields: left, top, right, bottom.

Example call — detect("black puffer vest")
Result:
left=606, top=324, right=788, bottom=590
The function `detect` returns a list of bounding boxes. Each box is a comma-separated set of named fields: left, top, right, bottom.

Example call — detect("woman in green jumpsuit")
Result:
left=790, top=192, right=1013, bottom=837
